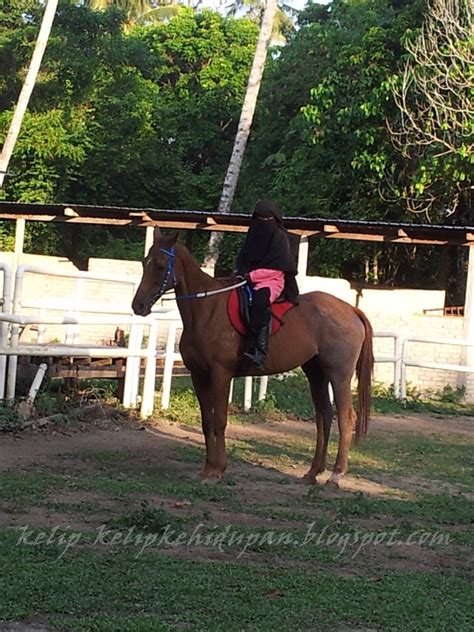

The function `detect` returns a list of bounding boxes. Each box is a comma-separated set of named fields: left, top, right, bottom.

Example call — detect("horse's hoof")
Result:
left=199, top=467, right=224, bottom=484
left=325, top=475, right=342, bottom=490
left=200, top=475, right=223, bottom=486
left=301, top=474, right=317, bottom=486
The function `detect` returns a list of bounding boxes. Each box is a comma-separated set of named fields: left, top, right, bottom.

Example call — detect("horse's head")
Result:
left=132, top=227, right=179, bottom=316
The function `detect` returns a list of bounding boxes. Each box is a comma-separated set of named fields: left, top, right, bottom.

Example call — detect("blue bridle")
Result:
left=157, top=246, right=177, bottom=296
left=153, top=245, right=247, bottom=303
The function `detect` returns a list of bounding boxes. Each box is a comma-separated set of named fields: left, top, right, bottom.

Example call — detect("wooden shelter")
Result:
left=0, top=200, right=473, bottom=348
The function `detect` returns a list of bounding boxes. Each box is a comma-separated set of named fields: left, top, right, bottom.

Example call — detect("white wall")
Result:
left=1, top=251, right=471, bottom=400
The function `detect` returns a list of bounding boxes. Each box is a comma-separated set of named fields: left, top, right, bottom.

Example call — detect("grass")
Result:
left=0, top=525, right=471, bottom=631
left=156, top=372, right=474, bottom=424
left=0, top=376, right=473, bottom=630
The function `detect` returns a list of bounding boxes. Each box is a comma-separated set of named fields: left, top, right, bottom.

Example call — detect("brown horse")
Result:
left=132, top=228, right=374, bottom=486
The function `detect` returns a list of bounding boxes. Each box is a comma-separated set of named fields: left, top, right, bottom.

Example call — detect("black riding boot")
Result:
left=243, top=320, right=270, bottom=369
left=242, top=287, right=271, bottom=369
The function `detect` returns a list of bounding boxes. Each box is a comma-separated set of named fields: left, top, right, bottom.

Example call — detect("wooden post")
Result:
left=13, top=218, right=25, bottom=270
left=144, top=226, right=154, bottom=256
left=462, top=245, right=474, bottom=400
left=296, top=235, right=309, bottom=289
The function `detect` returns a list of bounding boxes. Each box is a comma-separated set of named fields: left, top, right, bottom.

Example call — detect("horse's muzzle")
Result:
left=132, top=297, right=151, bottom=317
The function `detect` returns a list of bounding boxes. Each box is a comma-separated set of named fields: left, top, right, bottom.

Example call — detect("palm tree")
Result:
left=225, top=0, right=296, bottom=44
left=205, top=0, right=279, bottom=267
left=85, top=0, right=184, bottom=27
left=0, top=0, right=59, bottom=188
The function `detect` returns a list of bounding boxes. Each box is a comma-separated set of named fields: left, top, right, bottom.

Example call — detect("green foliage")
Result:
left=109, top=498, right=187, bottom=533
left=239, top=0, right=447, bottom=287
left=0, top=2, right=258, bottom=260
left=387, top=0, right=472, bottom=222
left=438, top=384, right=466, bottom=405
left=0, top=0, right=468, bottom=296
left=0, top=402, right=23, bottom=432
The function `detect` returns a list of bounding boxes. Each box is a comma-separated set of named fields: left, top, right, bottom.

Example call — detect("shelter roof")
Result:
left=0, top=201, right=472, bottom=246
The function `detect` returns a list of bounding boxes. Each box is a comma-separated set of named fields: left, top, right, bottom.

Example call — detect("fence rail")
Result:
left=2, top=261, right=474, bottom=413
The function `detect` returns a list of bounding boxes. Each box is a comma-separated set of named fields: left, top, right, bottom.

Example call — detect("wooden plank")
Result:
left=50, top=368, right=125, bottom=379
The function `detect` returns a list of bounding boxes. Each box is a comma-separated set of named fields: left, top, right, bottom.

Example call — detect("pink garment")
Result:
left=249, top=268, right=285, bottom=303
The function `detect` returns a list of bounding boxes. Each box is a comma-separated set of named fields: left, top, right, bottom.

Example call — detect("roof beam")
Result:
left=0, top=202, right=472, bottom=246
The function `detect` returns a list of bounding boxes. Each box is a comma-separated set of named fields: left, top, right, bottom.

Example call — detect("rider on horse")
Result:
left=236, top=199, right=299, bottom=369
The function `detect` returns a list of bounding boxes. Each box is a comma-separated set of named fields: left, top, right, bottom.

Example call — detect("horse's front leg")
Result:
left=191, top=370, right=232, bottom=479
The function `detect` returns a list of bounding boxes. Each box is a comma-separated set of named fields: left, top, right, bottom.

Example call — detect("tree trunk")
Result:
left=0, top=0, right=58, bottom=188
left=205, top=0, right=278, bottom=268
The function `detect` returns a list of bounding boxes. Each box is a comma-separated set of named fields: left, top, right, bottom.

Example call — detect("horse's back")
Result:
left=298, top=289, right=363, bottom=318
left=294, top=290, right=368, bottom=344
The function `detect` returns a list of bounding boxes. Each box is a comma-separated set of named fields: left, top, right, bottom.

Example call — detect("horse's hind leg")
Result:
left=302, top=360, right=333, bottom=484
left=327, top=376, right=357, bottom=487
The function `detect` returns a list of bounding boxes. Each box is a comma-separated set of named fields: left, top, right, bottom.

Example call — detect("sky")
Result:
left=201, top=0, right=331, bottom=15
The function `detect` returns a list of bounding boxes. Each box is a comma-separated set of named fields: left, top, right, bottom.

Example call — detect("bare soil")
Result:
left=0, top=412, right=472, bottom=579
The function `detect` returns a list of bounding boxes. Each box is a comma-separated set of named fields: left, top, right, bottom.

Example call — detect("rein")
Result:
left=158, top=246, right=247, bottom=302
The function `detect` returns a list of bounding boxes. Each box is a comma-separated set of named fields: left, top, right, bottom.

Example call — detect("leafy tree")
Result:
left=206, top=0, right=278, bottom=266
left=84, top=0, right=185, bottom=28
left=388, top=0, right=473, bottom=223
left=0, top=2, right=259, bottom=261
left=0, top=0, right=58, bottom=187
left=237, top=0, right=444, bottom=288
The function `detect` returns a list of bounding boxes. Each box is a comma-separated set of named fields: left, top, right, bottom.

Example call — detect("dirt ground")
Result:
left=1, top=411, right=471, bottom=513
left=1, top=411, right=472, bottom=631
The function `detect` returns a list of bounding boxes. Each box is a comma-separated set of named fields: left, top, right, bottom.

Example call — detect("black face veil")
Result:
left=236, top=200, right=297, bottom=275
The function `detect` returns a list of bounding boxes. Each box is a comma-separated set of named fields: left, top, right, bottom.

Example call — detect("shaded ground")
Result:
left=0, top=412, right=472, bottom=630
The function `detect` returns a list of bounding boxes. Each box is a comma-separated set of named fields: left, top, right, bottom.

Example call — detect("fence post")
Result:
left=161, top=321, right=178, bottom=410
left=394, top=334, right=403, bottom=398
left=244, top=376, right=253, bottom=411
left=400, top=337, right=408, bottom=400
left=141, top=319, right=158, bottom=417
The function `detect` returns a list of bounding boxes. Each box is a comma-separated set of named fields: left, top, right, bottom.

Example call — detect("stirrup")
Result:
left=243, top=344, right=267, bottom=369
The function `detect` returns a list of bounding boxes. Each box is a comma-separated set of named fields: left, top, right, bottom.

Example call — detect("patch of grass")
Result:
left=174, top=444, right=202, bottom=463
left=350, top=432, right=473, bottom=488
left=161, top=371, right=474, bottom=423
left=109, top=500, right=188, bottom=534
left=372, top=382, right=474, bottom=417
left=0, top=402, right=24, bottom=432
left=302, top=490, right=473, bottom=527
left=157, top=384, right=201, bottom=425
left=0, top=470, right=65, bottom=506
left=0, top=527, right=471, bottom=631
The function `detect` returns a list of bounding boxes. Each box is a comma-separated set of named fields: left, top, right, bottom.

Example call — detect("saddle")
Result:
left=227, top=284, right=294, bottom=336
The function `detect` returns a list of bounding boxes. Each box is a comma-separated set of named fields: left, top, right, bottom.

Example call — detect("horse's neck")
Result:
left=175, top=246, right=222, bottom=328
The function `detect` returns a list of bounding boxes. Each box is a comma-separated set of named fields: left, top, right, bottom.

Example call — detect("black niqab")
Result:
left=236, top=201, right=297, bottom=275
left=236, top=200, right=299, bottom=303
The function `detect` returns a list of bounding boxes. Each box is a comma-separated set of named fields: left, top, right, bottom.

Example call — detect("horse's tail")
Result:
left=353, top=306, right=374, bottom=441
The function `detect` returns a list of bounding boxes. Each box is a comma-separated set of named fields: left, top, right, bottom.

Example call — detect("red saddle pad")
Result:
left=227, top=288, right=294, bottom=336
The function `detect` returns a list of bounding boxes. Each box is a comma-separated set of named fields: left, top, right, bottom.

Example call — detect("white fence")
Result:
left=1, top=260, right=474, bottom=415
left=0, top=261, right=13, bottom=399
left=400, top=337, right=474, bottom=399
left=0, top=263, right=183, bottom=416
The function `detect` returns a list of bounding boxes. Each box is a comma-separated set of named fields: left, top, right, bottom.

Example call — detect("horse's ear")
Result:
left=153, top=226, right=161, bottom=245
left=163, top=231, right=179, bottom=246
